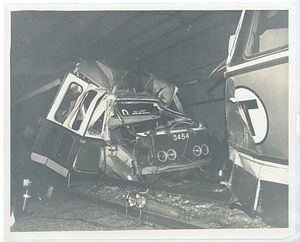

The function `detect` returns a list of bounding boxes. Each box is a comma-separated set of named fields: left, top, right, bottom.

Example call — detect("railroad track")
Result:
left=15, top=177, right=268, bottom=232
left=60, top=173, right=233, bottom=229
left=98, top=176, right=232, bottom=203
left=63, top=188, right=207, bottom=229
left=15, top=170, right=267, bottom=232
left=15, top=172, right=268, bottom=232
left=69, top=173, right=232, bottom=203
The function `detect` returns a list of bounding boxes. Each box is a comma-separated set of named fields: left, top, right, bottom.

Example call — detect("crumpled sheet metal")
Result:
left=225, top=77, right=257, bottom=154
left=76, top=60, right=178, bottom=108
left=144, top=72, right=177, bottom=107
left=75, top=60, right=111, bottom=90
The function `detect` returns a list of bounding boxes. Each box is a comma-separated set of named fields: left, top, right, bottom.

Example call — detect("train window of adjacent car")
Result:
left=55, top=83, right=83, bottom=124
left=245, top=10, right=288, bottom=57
left=72, top=90, right=97, bottom=130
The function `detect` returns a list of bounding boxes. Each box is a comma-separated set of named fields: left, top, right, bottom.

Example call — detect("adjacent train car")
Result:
left=223, top=10, right=290, bottom=226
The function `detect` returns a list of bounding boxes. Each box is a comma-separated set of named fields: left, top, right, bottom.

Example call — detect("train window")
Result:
left=87, top=94, right=107, bottom=137
left=245, top=10, right=288, bottom=57
left=41, top=128, right=59, bottom=154
left=55, top=83, right=83, bottom=124
left=72, top=90, right=97, bottom=130
left=88, top=113, right=105, bottom=136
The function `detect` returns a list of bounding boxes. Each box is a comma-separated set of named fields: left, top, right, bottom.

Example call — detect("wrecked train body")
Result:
left=31, top=60, right=211, bottom=182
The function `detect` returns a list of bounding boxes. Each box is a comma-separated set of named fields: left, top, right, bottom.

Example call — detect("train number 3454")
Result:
left=172, top=133, right=189, bottom=141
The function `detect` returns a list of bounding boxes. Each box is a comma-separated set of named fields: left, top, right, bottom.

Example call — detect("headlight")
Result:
left=201, top=144, right=209, bottom=155
left=193, top=145, right=201, bottom=156
left=167, top=149, right=177, bottom=160
left=157, top=150, right=167, bottom=162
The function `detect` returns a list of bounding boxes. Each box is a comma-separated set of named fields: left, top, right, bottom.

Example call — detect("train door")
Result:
left=32, top=73, right=108, bottom=175
left=64, top=88, right=108, bottom=174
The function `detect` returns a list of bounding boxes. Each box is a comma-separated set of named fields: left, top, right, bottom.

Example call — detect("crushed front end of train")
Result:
left=30, top=60, right=211, bottom=184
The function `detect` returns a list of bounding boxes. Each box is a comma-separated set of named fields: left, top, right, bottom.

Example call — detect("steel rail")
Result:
left=63, top=188, right=207, bottom=229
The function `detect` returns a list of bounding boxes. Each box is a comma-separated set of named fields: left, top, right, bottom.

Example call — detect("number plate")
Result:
left=172, top=132, right=189, bottom=141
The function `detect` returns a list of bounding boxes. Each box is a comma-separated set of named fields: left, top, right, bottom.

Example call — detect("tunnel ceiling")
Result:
left=10, top=10, right=242, bottom=108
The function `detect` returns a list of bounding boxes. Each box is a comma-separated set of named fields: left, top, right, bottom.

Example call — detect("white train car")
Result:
left=223, top=10, right=290, bottom=227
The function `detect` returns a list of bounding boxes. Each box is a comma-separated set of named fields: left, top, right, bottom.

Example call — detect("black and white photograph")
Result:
left=3, top=2, right=297, bottom=240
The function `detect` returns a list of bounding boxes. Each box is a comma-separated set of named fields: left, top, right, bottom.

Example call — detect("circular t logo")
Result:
left=235, top=87, right=268, bottom=144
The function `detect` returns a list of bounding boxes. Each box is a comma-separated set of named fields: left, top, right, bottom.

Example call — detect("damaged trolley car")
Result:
left=31, top=60, right=211, bottom=183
